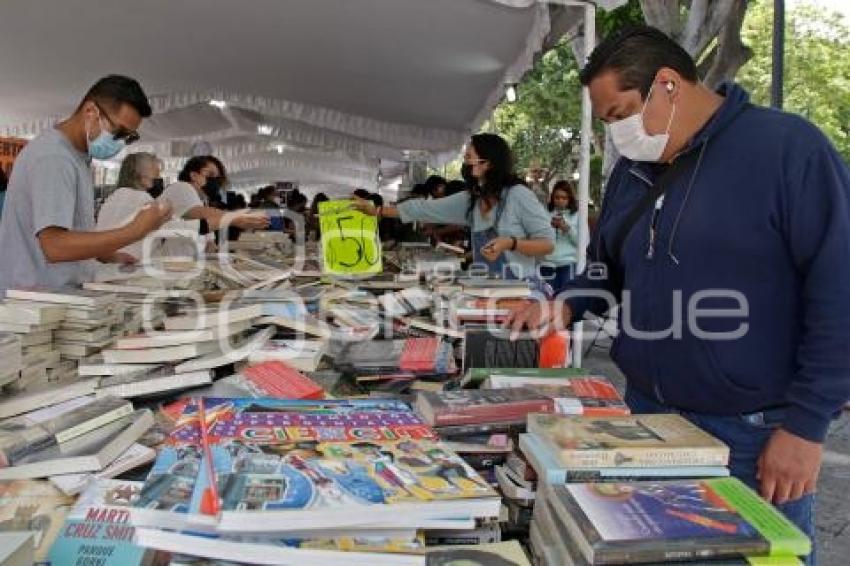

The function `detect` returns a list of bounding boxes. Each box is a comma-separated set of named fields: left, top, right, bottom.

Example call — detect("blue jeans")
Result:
left=540, top=262, right=575, bottom=294
left=625, top=387, right=816, bottom=565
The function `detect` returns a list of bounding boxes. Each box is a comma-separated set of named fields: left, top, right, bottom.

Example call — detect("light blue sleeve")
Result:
left=396, top=191, right=471, bottom=226
left=566, top=211, right=580, bottom=246
left=30, top=156, right=78, bottom=236
left=511, top=185, right=556, bottom=241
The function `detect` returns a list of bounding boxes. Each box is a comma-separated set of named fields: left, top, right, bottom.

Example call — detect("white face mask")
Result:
left=609, top=82, right=676, bottom=162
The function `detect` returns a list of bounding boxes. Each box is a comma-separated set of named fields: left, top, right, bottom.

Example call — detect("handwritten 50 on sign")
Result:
left=318, top=200, right=382, bottom=276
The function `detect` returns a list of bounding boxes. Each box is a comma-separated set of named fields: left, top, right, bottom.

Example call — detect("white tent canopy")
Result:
left=0, top=0, right=618, bottom=193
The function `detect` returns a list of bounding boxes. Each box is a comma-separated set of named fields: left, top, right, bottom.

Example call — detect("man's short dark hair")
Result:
left=80, top=74, right=152, bottom=118
left=579, top=25, right=698, bottom=97
left=178, top=156, right=217, bottom=183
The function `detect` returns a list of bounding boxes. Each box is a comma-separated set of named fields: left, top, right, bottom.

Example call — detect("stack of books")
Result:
left=336, top=337, right=457, bottom=392
left=128, top=397, right=501, bottom=565
left=248, top=338, right=327, bottom=372
left=0, top=332, right=22, bottom=388
left=530, top=478, right=810, bottom=565
left=520, top=413, right=731, bottom=485
left=0, top=295, right=68, bottom=388
left=92, top=304, right=273, bottom=381
left=0, top=390, right=154, bottom=481
left=3, top=289, right=121, bottom=364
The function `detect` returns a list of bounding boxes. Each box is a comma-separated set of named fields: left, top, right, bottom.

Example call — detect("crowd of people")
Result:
left=0, top=72, right=580, bottom=292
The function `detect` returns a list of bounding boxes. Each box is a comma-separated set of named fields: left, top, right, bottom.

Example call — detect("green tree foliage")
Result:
left=737, top=1, right=850, bottom=161
left=487, top=2, right=644, bottom=204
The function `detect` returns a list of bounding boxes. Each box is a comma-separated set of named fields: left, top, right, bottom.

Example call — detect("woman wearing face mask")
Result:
left=541, top=180, right=580, bottom=292
left=95, top=152, right=162, bottom=262
left=159, top=155, right=269, bottom=257
left=353, top=133, right=554, bottom=281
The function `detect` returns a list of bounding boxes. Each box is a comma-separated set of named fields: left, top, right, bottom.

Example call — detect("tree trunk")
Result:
left=701, top=0, right=753, bottom=88
left=639, top=0, right=681, bottom=37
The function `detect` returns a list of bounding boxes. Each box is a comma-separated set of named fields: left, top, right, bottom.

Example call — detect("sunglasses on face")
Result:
left=95, top=103, right=141, bottom=145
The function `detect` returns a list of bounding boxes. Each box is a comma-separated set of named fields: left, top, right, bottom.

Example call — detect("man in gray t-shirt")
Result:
left=0, top=75, right=172, bottom=291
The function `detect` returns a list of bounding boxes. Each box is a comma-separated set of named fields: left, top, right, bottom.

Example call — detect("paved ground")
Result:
left=581, top=339, right=850, bottom=566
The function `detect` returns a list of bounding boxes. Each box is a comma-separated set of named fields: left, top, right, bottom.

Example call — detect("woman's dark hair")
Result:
left=467, top=133, right=523, bottom=217
left=0, top=168, right=7, bottom=192
left=368, top=193, right=384, bottom=207
left=424, top=175, right=447, bottom=197
left=207, top=156, right=227, bottom=181
left=410, top=184, right=429, bottom=198
left=579, top=25, right=698, bottom=97
left=445, top=179, right=467, bottom=196
left=310, top=192, right=329, bottom=214
left=548, top=180, right=578, bottom=214
left=352, top=188, right=371, bottom=199
left=178, top=156, right=218, bottom=183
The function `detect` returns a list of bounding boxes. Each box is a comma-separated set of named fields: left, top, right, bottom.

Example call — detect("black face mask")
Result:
left=203, top=176, right=224, bottom=201
left=460, top=163, right=476, bottom=188
left=148, top=177, right=164, bottom=198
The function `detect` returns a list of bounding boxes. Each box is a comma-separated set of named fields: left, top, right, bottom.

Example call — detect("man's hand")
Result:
left=97, top=251, right=138, bottom=267
left=131, top=201, right=173, bottom=238
left=757, top=428, right=823, bottom=505
left=503, top=299, right=573, bottom=340
left=480, top=237, right=511, bottom=262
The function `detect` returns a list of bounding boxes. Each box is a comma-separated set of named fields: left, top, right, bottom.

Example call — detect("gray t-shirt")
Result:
left=0, top=128, right=96, bottom=291
left=397, top=184, right=555, bottom=279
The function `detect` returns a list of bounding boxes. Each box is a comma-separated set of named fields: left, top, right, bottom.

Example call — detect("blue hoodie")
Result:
left=564, top=83, right=850, bottom=443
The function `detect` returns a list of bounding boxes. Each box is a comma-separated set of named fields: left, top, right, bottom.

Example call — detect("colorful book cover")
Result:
left=47, top=479, right=150, bottom=565
left=239, top=361, right=325, bottom=400
left=0, top=479, right=74, bottom=564
left=527, top=413, right=729, bottom=468
left=135, top=398, right=487, bottom=529
left=550, top=478, right=810, bottom=564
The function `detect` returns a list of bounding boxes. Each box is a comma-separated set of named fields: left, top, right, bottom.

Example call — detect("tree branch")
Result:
left=702, top=0, right=753, bottom=88
left=681, top=0, right=737, bottom=57
left=639, top=0, right=681, bottom=37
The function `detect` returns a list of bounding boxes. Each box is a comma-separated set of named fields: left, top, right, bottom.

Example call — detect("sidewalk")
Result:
left=581, top=342, right=850, bottom=566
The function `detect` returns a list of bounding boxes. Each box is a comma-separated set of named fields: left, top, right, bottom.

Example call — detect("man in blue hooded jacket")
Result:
left=507, top=26, right=850, bottom=560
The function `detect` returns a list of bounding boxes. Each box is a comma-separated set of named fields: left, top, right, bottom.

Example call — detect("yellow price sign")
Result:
left=319, top=200, right=382, bottom=276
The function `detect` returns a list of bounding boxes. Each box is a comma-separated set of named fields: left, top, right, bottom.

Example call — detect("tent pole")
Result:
left=568, top=1, right=595, bottom=369
left=771, top=0, right=785, bottom=109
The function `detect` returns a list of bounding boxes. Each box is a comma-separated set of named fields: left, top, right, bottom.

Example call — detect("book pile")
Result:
left=128, top=397, right=501, bottom=565
left=0, top=295, right=67, bottom=388
left=412, top=368, right=631, bottom=536
left=2, top=289, right=123, bottom=367
left=0, top=389, right=154, bottom=481
left=530, top=478, right=810, bottom=565
left=0, top=332, right=22, bottom=388
left=81, top=304, right=274, bottom=397
left=336, top=337, right=458, bottom=393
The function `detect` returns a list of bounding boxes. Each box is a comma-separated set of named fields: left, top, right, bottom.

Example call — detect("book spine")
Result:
left=54, top=404, right=135, bottom=443
left=434, top=399, right=554, bottom=426
left=554, top=446, right=729, bottom=468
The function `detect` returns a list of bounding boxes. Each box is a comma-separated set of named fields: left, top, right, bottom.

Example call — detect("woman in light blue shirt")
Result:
left=542, top=180, right=579, bottom=292
left=354, top=134, right=554, bottom=281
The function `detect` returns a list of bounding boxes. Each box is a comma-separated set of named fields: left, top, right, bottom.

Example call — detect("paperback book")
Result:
left=133, top=398, right=499, bottom=533
left=527, top=413, right=730, bottom=469
left=548, top=478, right=810, bottom=564
left=414, top=388, right=554, bottom=427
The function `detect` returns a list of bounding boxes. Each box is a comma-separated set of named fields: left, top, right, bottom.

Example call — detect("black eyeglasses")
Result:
left=95, top=103, right=141, bottom=145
